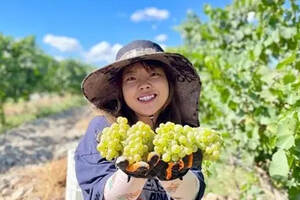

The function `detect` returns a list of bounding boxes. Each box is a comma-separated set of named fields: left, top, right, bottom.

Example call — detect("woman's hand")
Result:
left=115, top=152, right=160, bottom=180
left=154, top=149, right=203, bottom=181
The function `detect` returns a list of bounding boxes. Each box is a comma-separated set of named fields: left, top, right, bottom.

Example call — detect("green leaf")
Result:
left=287, top=93, right=300, bottom=105
left=295, top=138, right=300, bottom=153
left=277, top=134, right=295, bottom=150
left=276, top=113, right=296, bottom=149
left=271, top=29, right=280, bottom=43
left=280, top=27, right=297, bottom=40
left=283, top=73, right=296, bottom=84
left=269, top=150, right=289, bottom=178
left=263, top=36, right=273, bottom=47
left=254, top=43, right=262, bottom=59
left=276, top=53, right=296, bottom=69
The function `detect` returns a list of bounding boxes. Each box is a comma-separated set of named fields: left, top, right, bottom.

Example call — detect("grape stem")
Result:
left=150, top=115, right=155, bottom=130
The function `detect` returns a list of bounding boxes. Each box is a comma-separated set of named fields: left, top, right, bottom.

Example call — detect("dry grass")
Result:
left=33, top=158, right=67, bottom=200
left=3, top=158, right=67, bottom=200
left=4, top=94, right=80, bottom=116
left=0, top=93, right=86, bottom=134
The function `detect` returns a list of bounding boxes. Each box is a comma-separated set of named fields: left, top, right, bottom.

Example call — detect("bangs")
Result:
left=140, top=60, right=168, bottom=73
left=122, top=60, right=168, bottom=75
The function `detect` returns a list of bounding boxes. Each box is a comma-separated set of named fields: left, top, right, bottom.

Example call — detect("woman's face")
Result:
left=122, top=62, right=169, bottom=118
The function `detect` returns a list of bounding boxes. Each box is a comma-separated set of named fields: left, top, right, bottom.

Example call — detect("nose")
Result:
left=139, top=81, right=151, bottom=91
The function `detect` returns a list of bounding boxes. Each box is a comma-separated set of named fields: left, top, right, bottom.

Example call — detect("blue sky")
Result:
left=0, top=0, right=232, bottom=67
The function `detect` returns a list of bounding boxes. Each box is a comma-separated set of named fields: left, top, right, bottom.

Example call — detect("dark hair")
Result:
left=116, top=60, right=182, bottom=129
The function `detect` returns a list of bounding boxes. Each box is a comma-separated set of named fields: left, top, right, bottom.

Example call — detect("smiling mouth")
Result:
left=137, top=94, right=157, bottom=103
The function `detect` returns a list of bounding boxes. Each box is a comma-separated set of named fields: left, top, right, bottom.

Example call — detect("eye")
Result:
left=125, top=76, right=136, bottom=82
left=151, top=72, right=160, bottom=77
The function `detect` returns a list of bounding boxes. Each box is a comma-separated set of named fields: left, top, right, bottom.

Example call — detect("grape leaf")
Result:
left=269, top=150, right=289, bottom=178
left=276, top=53, right=296, bottom=69
left=276, top=114, right=296, bottom=150
left=280, top=27, right=297, bottom=40
left=277, top=134, right=295, bottom=150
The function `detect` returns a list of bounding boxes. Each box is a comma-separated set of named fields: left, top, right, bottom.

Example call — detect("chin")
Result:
left=141, top=112, right=156, bottom=116
left=138, top=109, right=158, bottom=117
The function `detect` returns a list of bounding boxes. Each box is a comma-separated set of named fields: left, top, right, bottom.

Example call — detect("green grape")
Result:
left=171, top=154, right=179, bottom=162
left=162, top=152, right=171, bottom=162
left=184, top=147, right=193, bottom=155
left=170, top=144, right=180, bottom=154
left=179, top=135, right=188, bottom=145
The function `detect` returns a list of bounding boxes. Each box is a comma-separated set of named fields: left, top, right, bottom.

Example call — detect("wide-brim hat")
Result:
left=82, top=40, right=201, bottom=127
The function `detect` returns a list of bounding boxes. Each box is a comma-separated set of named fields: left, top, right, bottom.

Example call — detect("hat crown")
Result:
left=116, top=40, right=164, bottom=61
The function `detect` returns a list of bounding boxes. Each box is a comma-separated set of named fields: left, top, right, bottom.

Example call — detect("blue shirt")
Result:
left=75, top=116, right=206, bottom=200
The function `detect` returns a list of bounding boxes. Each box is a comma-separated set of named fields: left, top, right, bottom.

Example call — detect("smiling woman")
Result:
left=76, top=40, right=205, bottom=200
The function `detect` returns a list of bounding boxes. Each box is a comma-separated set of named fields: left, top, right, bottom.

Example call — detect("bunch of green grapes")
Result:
left=153, top=122, right=196, bottom=162
left=153, top=122, right=222, bottom=162
left=194, top=127, right=221, bottom=161
left=122, top=121, right=156, bottom=164
left=97, top=117, right=129, bottom=160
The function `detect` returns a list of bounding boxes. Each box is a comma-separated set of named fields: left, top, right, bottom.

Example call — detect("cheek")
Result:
left=159, top=80, right=169, bottom=99
left=164, top=83, right=169, bottom=99
left=122, top=85, right=134, bottom=104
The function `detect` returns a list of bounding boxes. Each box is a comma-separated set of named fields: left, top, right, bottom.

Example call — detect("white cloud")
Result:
left=43, top=34, right=81, bottom=52
left=131, top=7, right=169, bottom=22
left=84, top=41, right=122, bottom=63
left=155, top=34, right=168, bottom=42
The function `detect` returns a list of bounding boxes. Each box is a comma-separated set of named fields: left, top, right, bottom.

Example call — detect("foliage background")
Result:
left=171, top=0, right=299, bottom=199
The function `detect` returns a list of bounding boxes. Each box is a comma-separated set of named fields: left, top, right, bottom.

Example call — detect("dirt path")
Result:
left=0, top=106, right=92, bottom=174
left=0, top=106, right=97, bottom=199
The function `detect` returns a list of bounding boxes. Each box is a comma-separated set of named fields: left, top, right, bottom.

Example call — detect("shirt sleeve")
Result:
left=190, top=167, right=206, bottom=199
left=75, top=116, right=116, bottom=200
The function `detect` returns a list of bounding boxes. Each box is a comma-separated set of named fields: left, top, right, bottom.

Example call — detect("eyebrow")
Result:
left=123, top=66, right=159, bottom=76
left=123, top=70, right=136, bottom=76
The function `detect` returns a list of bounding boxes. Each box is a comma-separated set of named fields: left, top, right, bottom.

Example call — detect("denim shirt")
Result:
left=75, top=116, right=206, bottom=200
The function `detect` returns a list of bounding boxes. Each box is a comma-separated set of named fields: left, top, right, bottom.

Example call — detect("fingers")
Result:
left=165, top=162, right=176, bottom=180
left=147, top=152, right=160, bottom=168
left=182, top=154, right=193, bottom=169
left=192, top=150, right=203, bottom=168
left=116, top=156, right=129, bottom=170
left=177, top=159, right=184, bottom=170
left=164, top=160, right=187, bottom=180
left=126, top=161, right=149, bottom=174
left=116, top=156, right=149, bottom=177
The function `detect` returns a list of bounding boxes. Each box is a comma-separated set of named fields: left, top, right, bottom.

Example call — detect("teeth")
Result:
left=138, top=94, right=155, bottom=102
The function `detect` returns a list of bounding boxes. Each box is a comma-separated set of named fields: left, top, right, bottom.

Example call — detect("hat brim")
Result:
left=82, top=52, right=201, bottom=126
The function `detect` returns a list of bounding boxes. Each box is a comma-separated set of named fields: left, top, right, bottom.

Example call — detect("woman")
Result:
left=75, top=40, right=205, bottom=200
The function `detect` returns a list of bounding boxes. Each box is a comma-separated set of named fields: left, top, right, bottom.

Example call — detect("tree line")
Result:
left=0, top=34, right=93, bottom=125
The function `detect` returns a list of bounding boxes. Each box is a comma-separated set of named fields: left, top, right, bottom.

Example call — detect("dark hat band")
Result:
left=116, top=40, right=164, bottom=60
